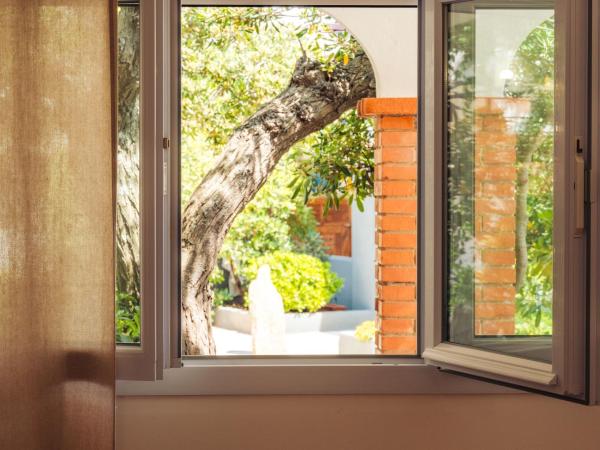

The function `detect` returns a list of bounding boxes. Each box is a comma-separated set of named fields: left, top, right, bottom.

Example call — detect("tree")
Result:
left=506, top=17, right=554, bottom=291
left=181, top=51, right=375, bottom=354
left=506, top=17, right=555, bottom=334
left=114, top=7, right=376, bottom=353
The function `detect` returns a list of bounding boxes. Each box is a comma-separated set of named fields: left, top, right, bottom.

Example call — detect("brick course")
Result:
left=358, top=98, right=418, bottom=355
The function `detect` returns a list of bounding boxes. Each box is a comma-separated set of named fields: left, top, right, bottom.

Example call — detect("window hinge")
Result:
left=163, top=137, right=170, bottom=150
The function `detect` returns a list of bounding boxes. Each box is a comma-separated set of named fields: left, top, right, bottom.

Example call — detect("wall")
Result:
left=359, top=98, right=419, bottom=354
left=323, top=7, right=419, bottom=98
left=351, top=197, right=376, bottom=310
left=116, top=394, right=600, bottom=450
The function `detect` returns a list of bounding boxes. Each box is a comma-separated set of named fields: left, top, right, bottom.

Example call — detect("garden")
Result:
left=115, top=5, right=556, bottom=355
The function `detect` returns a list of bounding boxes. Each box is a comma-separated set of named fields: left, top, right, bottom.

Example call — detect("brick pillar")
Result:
left=358, top=98, right=418, bottom=354
left=473, top=98, right=526, bottom=335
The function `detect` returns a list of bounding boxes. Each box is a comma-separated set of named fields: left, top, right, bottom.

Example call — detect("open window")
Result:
left=116, top=0, right=598, bottom=404
left=421, top=0, right=589, bottom=401
left=116, top=0, right=164, bottom=380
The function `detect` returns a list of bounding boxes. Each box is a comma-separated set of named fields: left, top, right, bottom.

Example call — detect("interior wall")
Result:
left=117, top=394, right=600, bottom=450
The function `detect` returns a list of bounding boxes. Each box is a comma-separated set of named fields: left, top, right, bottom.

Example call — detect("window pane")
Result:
left=116, top=4, right=141, bottom=345
left=445, top=2, right=554, bottom=362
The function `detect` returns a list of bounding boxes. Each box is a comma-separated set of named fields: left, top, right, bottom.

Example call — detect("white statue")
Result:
left=248, top=265, right=286, bottom=355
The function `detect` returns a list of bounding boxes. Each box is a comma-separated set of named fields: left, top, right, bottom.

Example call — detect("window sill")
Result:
left=116, top=358, right=517, bottom=396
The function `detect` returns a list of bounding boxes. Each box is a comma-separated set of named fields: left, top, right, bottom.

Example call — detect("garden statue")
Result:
left=248, top=265, right=286, bottom=354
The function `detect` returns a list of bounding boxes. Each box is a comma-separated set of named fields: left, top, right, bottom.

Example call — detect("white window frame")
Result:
left=117, top=0, right=600, bottom=403
left=420, top=0, right=593, bottom=401
left=116, top=0, right=165, bottom=381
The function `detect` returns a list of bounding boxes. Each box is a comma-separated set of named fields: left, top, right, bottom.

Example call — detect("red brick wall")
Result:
left=358, top=97, right=523, bottom=353
left=358, top=98, right=418, bottom=354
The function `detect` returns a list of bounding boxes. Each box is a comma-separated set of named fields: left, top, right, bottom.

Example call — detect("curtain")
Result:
left=0, top=1, right=115, bottom=448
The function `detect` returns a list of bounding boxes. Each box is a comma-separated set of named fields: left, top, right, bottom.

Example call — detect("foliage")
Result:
left=244, top=251, right=343, bottom=313
left=180, top=7, right=374, bottom=306
left=181, top=6, right=374, bottom=208
left=208, top=266, right=235, bottom=310
left=446, top=12, right=555, bottom=337
left=355, top=320, right=376, bottom=342
left=116, top=291, right=141, bottom=344
left=445, top=12, right=477, bottom=334
left=507, top=17, right=555, bottom=335
left=218, top=159, right=328, bottom=298
left=290, top=109, right=375, bottom=214
left=181, top=7, right=298, bottom=203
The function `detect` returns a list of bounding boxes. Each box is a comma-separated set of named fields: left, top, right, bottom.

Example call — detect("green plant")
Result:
left=290, top=109, right=375, bottom=214
left=216, top=159, right=328, bottom=296
left=244, top=251, right=343, bottom=313
left=115, top=291, right=141, bottom=344
left=506, top=16, right=555, bottom=335
left=355, top=320, right=375, bottom=342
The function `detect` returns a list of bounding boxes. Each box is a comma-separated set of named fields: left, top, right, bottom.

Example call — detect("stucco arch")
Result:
left=321, top=7, right=418, bottom=98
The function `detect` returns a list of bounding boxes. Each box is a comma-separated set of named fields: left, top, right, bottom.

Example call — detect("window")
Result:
left=422, top=0, right=589, bottom=401
left=117, top=0, right=599, bottom=404
left=445, top=3, right=556, bottom=360
left=116, top=0, right=162, bottom=380
left=116, top=2, right=141, bottom=347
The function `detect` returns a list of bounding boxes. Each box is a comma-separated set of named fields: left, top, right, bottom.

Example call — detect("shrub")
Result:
left=245, top=251, right=343, bottom=313
left=354, top=320, right=375, bottom=343
left=115, top=291, right=141, bottom=344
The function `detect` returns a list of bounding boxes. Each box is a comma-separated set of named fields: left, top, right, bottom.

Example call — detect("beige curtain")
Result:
left=0, top=1, right=115, bottom=448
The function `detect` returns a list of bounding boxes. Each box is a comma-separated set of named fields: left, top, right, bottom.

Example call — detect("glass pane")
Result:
left=445, top=1, right=555, bottom=362
left=116, top=4, right=141, bottom=345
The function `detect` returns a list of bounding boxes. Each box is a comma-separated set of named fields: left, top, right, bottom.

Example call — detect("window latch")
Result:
left=575, top=137, right=585, bottom=236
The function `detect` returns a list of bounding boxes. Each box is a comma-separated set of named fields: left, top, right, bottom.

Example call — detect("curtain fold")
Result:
left=0, top=1, right=115, bottom=448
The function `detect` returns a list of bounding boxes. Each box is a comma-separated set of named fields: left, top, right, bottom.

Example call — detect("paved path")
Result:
left=213, top=327, right=374, bottom=356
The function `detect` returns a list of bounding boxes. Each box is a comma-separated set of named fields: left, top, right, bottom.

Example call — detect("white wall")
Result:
left=323, top=7, right=419, bottom=97
left=351, top=198, right=376, bottom=310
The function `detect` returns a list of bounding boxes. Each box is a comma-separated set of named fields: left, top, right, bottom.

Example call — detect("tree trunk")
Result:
left=182, top=54, right=376, bottom=355
left=116, top=6, right=141, bottom=298
left=515, top=156, right=531, bottom=292
left=515, top=132, right=547, bottom=292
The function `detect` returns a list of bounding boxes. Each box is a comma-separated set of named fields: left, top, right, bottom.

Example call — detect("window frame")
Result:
left=117, top=0, right=600, bottom=403
left=116, top=0, right=165, bottom=381
left=420, top=0, right=591, bottom=401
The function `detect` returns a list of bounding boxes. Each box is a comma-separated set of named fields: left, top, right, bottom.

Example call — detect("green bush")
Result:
left=116, top=291, right=141, bottom=344
left=244, top=251, right=343, bottom=313
left=354, top=320, right=375, bottom=342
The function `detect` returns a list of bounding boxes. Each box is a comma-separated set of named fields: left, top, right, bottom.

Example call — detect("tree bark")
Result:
left=116, top=6, right=141, bottom=298
left=515, top=132, right=547, bottom=292
left=181, top=54, right=376, bottom=355
left=515, top=155, right=532, bottom=292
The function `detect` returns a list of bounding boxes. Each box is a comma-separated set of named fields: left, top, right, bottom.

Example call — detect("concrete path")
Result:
left=213, top=326, right=374, bottom=356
